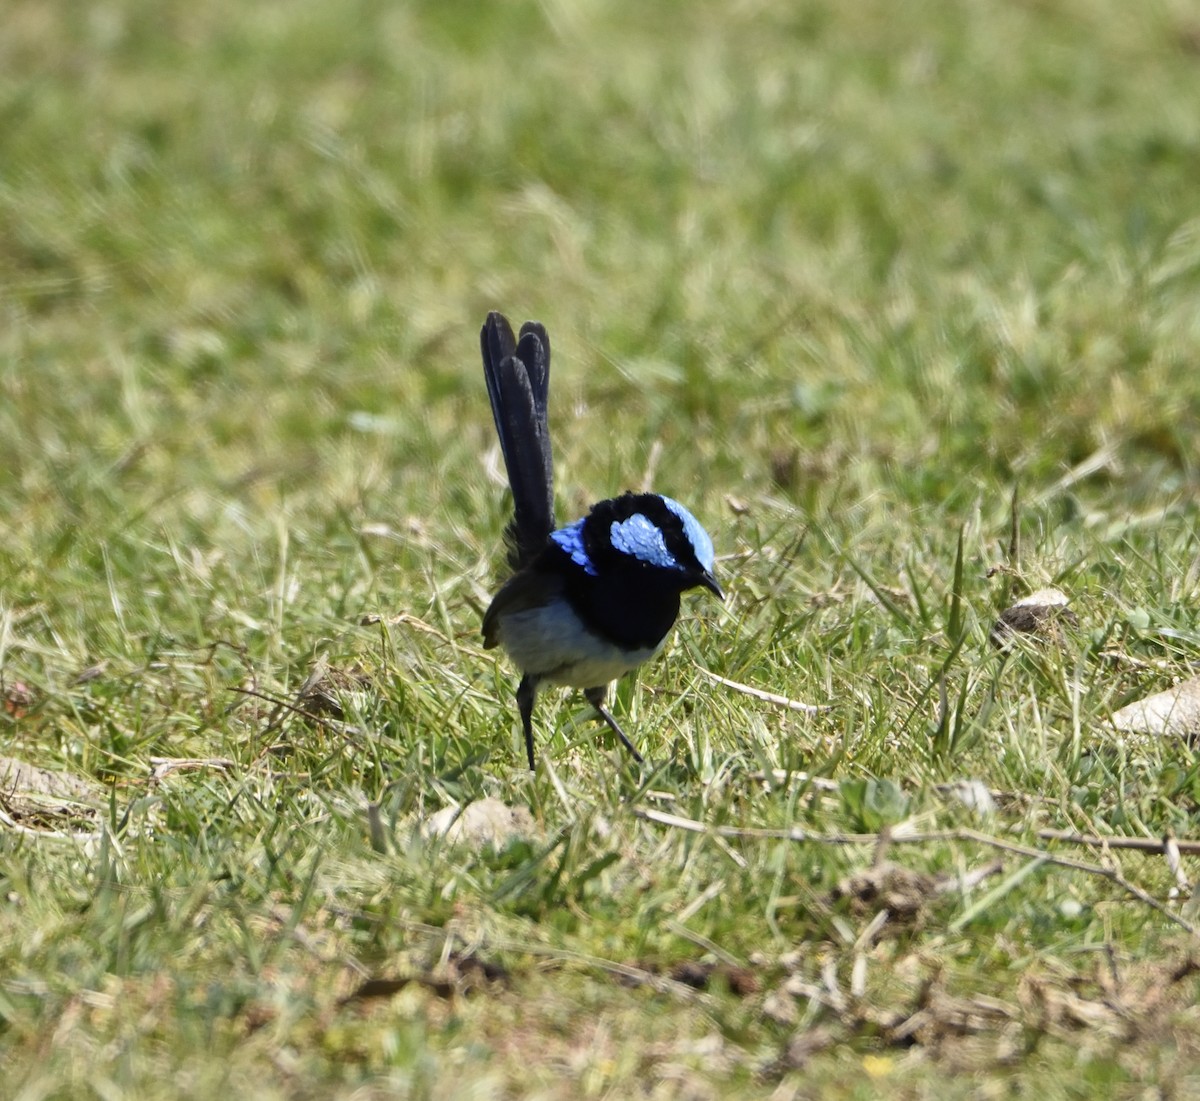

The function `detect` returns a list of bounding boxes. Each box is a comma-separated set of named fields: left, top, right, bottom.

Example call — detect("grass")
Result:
left=3, top=0, right=1200, bottom=1096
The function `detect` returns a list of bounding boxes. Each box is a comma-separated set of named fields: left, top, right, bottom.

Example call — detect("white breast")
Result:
left=494, top=601, right=666, bottom=688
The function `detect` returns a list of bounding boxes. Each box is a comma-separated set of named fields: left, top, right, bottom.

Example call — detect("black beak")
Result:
left=699, top=570, right=724, bottom=601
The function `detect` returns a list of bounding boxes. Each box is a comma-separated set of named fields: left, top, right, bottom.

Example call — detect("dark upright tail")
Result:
left=481, top=312, right=555, bottom=571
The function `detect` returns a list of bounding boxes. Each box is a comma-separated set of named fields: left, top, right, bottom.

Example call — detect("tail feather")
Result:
left=516, top=320, right=550, bottom=418
left=481, top=312, right=517, bottom=426
left=481, top=312, right=555, bottom=571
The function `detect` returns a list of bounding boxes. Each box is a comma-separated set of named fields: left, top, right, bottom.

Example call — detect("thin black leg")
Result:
left=517, top=675, right=537, bottom=771
left=584, top=685, right=644, bottom=765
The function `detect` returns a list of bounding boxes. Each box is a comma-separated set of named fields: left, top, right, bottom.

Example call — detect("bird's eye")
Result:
left=661, top=497, right=715, bottom=574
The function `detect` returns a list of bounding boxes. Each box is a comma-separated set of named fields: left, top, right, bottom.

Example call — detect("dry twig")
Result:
left=634, top=809, right=1200, bottom=937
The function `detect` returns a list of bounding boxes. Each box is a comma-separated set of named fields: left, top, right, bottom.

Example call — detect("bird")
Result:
left=479, top=311, right=723, bottom=771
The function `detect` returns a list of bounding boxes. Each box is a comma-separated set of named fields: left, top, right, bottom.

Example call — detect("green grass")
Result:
left=3, top=0, right=1200, bottom=1096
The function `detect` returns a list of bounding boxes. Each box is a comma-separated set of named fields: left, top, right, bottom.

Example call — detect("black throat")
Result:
left=551, top=552, right=684, bottom=650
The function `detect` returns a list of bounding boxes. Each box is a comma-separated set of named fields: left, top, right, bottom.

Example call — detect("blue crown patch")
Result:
left=662, top=497, right=715, bottom=573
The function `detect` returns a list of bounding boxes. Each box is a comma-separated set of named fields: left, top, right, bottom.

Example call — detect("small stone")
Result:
left=1111, top=676, right=1200, bottom=738
left=421, top=798, right=536, bottom=849
left=990, top=588, right=1078, bottom=648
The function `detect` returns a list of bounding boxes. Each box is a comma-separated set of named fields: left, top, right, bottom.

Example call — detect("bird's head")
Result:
left=551, top=492, right=723, bottom=599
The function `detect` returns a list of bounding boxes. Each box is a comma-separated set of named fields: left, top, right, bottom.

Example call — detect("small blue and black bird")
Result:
left=480, top=311, right=723, bottom=770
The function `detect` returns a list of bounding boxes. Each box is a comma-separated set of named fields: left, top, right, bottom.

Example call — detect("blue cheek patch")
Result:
left=550, top=520, right=598, bottom=575
left=662, top=496, right=715, bottom=573
left=609, top=513, right=679, bottom=570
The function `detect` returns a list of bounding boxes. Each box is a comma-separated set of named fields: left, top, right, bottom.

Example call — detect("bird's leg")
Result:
left=516, top=675, right=539, bottom=771
left=584, top=685, right=645, bottom=765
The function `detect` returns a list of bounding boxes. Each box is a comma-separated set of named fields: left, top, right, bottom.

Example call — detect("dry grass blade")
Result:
left=697, top=668, right=830, bottom=713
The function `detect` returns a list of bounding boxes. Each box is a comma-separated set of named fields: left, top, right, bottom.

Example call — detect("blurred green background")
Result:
left=3, top=1, right=1200, bottom=1097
